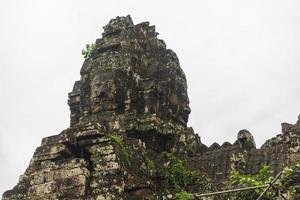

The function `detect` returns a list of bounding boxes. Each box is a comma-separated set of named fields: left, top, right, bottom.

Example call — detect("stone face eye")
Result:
left=98, top=91, right=106, bottom=99
left=158, top=92, right=165, bottom=102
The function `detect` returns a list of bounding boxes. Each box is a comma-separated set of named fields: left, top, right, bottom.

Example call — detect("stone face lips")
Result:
left=3, top=15, right=300, bottom=199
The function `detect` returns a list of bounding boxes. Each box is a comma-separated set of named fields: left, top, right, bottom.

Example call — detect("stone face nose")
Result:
left=68, top=15, right=191, bottom=132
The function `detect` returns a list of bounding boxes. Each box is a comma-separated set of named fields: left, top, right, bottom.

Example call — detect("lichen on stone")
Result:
left=3, top=15, right=300, bottom=200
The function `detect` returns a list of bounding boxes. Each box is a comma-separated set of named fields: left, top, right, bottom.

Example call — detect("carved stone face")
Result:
left=69, top=16, right=191, bottom=127
left=178, top=96, right=191, bottom=125
left=90, top=70, right=116, bottom=113
left=169, top=83, right=191, bottom=125
left=88, top=65, right=190, bottom=125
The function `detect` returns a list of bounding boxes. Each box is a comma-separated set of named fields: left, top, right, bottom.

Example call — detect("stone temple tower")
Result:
left=68, top=15, right=191, bottom=131
left=3, top=15, right=200, bottom=200
left=4, top=15, right=300, bottom=200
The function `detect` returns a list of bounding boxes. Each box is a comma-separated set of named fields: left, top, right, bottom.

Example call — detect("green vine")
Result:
left=110, top=134, right=131, bottom=167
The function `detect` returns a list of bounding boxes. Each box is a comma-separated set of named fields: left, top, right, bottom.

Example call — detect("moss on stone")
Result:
left=110, top=134, right=131, bottom=167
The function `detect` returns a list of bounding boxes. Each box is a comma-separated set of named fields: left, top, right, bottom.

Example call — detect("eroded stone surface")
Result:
left=3, top=15, right=300, bottom=199
left=188, top=123, right=300, bottom=188
left=3, top=15, right=197, bottom=200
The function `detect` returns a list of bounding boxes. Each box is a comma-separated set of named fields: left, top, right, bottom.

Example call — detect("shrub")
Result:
left=279, top=161, right=300, bottom=198
left=229, top=165, right=276, bottom=200
left=175, top=191, right=194, bottom=200
left=82, top=43, right=96, bottom=59
left=165, top=152, right=198, bottom=192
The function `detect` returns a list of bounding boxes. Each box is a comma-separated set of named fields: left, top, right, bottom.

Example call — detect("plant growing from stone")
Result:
left=175, top=191, right=194, bottom=200
left=221, top=162, right=300, bottom=200
left=163, top=152, right=215, bottom=199
left=110, top=134, right=131, bottom=166
left=163, top=152, right=203, bottom=199
left=228, top=165, right=276, bottom=200
left=82, top=43, right=96, bottom=59
left=279, top=161, right=300, bottom=198
left=165, top=152, right=198, bottom=192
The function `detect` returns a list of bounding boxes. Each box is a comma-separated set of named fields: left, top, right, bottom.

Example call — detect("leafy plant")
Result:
left=82, top=43, right=96, bottom=59
left=175, top=191, right=194, bottom=200
left=227, top=162, right=300, bottom=200
left=163, top=152, right=214, bottom=199
left=165, top=152, right=198, bottom=192
left=229, top=165, right=276, bottom=200
left=279, top=161, right=300, bottom=198
left=110, top=134, right=131, bottom=166
left=197, top=173, right=214, bottom=194
left=144, top=155, right=156, bottom=176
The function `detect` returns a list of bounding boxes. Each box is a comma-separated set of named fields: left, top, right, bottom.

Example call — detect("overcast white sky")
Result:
left=1, top=0, right=300, bottom=195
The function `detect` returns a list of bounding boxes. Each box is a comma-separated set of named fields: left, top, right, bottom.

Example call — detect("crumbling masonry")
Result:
left=3, top=15, right=300, bottom=199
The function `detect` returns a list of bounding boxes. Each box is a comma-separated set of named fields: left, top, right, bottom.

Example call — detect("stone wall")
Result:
left=188, top=123, right=300, bottom=187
